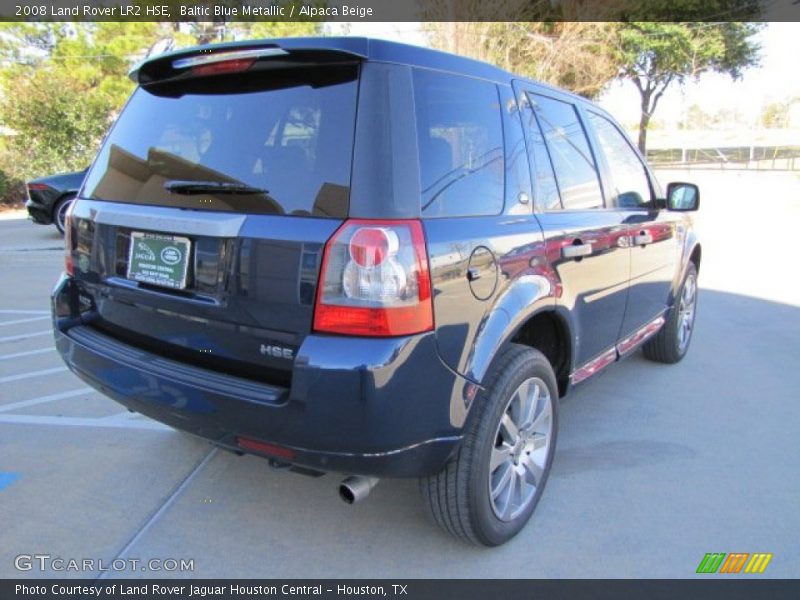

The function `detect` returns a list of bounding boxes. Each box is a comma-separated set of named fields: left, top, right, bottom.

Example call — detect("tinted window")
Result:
left=529, top=93, right=603, bottom=210
left=414, top=69, right=504, bottom=217
left=521, top=98, right=561, bottom=210
left=82, top=67, right=358, bottom=217
left=588, top=113, right=652, bottom=208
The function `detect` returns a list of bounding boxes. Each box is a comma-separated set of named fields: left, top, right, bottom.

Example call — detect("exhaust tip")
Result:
left=338, top=476, right=379, bottom=505
left=339, top=484, right=357, bottom=504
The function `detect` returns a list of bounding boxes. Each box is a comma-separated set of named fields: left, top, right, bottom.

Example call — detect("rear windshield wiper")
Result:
left=164, top=180, right=268, bottom=195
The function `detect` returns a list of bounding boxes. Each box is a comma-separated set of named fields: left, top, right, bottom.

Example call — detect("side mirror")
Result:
left=666, top=182, right=700, bottom=212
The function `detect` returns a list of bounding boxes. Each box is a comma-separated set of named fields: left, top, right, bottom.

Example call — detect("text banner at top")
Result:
left=1, top=0, right=799, bottom=23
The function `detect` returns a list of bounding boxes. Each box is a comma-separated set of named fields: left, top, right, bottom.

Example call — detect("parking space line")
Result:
left=0, top=316, right=50, bottom=327
left=0, top=330, right=52, bottom=343
left=0, top=310, right=49, bottom=315
left=98, top=448, right=218, bottom=579
left=0, top=347, right=54, bottom=360
left=101, top=411, right=139, bottom=421
left=0, top=414, right=172, bottom=431
left=0, top=387, right=95, bottom=413
left=0, top=366, right=68, bottom=384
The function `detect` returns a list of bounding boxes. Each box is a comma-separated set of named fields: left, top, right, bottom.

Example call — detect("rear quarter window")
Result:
left=81, top=66, right=358, bottom=218
left=413, top=69, right=505, bottom=218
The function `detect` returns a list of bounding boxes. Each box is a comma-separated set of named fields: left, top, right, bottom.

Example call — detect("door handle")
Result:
left=562, top=243, right=593, bottom=259
left=633, top=232, right=653, bottom=246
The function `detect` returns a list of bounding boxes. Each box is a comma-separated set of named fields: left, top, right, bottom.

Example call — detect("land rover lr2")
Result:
left=53, top=38, right=701, bottom=546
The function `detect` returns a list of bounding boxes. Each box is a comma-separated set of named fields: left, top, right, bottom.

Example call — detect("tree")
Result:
left=0, top=17, right=319, bottom=190
left=423, top=1, right=623, bottom=98
left=615, top=18, right=762, bottom=152
left=0, top=68, right=111, bottom=179
left=760, top=100, right=792, bottom=129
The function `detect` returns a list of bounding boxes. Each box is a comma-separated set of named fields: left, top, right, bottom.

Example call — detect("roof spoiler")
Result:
left=129, top=39, right=367, bottom=85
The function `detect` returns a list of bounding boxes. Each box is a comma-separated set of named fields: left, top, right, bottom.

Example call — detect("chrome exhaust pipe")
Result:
left=339, top=476, right=379, bottom=504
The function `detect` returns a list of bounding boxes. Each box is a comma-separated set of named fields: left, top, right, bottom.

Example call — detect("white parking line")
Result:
left=0, top=310, right=50, bottom=315
left=0, top=413, right=171, bottom=431
left=0, top=347, right=54, bottom=360
left=0, top=387, right=94, bottom=413
left=0, top=316, right=50, bottom=327
left=0, top=330, right=51, bottom=343
left=0, top=366, right=68, bottom=384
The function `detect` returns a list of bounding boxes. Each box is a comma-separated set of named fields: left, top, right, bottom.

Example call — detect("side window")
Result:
left=588, top=112, right=653, bottom=208
left=529, top=93, right=604, bottom=210
left=414, top=69, right=504, bottom=217
left=521, top=97, right=561, bottom=210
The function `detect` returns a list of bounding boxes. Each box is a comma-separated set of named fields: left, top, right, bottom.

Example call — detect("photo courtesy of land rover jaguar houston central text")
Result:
left=52, top=38, right=701, bottom=546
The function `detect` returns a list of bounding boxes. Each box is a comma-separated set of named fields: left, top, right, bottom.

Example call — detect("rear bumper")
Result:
left=52, top=276, right=465, bottom=478
left=26, top=198, right=52, bottom=224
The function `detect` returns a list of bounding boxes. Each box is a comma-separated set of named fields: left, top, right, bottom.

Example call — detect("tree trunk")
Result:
left=638, top=92, right=652, bottom=154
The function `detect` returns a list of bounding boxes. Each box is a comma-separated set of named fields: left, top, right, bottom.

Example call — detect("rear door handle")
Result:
left=633, top=232, right=653, bottom=246
left=562, top=243, right=593, bottom=259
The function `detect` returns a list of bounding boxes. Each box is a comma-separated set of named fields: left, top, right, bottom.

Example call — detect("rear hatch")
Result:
left=67, top=44, right=360, bottom=387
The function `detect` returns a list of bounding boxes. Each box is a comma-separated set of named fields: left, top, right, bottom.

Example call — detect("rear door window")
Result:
left=413, top=69, right=505, bottom=217
left=81, top=67, right=358, bottom=217
left=528, top=93, right=604, bottom=210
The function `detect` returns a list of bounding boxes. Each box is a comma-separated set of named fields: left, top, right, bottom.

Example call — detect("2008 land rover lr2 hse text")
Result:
left=53, top=38, right=700, bottom=546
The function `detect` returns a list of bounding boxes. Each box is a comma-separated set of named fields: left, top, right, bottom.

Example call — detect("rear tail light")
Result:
left=314, top=219, right=433, bottom=337
left=64, top=201, right=75, bottom=276
left=27, top=183, right=50, bottom=191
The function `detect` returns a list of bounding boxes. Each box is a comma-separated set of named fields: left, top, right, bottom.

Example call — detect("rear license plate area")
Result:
left=127, top=232, right=191, bottom=290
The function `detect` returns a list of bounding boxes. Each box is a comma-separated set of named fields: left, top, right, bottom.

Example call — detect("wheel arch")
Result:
left=50, top=191, right=78, bottom=219
left=509, top=309, right=573, bottom=397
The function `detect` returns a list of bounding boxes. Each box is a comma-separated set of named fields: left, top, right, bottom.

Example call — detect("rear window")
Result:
left=82, top=66, right=358, bottom=217
left=413, top=69, right=504, bottom=218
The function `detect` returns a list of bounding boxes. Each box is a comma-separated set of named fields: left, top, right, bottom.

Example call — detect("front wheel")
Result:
left=420, top=344, right=558, bottom=546
left=643, top=262, right=698, bottom=364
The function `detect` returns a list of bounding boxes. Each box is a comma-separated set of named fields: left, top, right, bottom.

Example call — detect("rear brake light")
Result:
left=314, top=219, right=433, bottom=337
left=190, top=58, right=256, bottom=77
left=64, top=201, right=75, bottom=276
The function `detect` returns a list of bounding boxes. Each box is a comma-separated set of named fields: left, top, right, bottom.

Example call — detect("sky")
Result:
left=331, top=21, right=800, bottom=130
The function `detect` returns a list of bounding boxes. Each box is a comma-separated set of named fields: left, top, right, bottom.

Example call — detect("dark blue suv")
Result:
left=53, top=38, right=700, bottom=546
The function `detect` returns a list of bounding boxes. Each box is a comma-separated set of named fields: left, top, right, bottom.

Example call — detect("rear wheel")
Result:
left=643, top=262, right=698, bottom=364
left=420, top=344, right=558, bottom=546
left=53, top=194, right=75, bottom=235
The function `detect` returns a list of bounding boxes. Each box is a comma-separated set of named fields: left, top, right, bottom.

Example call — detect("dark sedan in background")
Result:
left=26, top=169, right=87, bottom=234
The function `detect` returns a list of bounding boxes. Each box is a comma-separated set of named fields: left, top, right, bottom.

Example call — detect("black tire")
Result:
left=419, top=344, right=559, bottom=546
left=643, top=262, right=698, bottom=364
left=53, top=194, right=75, bottom=235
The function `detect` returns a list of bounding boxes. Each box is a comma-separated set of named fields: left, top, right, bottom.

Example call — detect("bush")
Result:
left=0, top=166, right=26, bottom=207
left=0, top=67, right=111, bottom=183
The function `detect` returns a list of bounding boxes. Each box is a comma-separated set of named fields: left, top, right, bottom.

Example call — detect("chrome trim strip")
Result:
left=617, top=314, right=667, bottom=357
left=75, top=200, right=246, bottom=238
left=570, top=347, right=617, bottom=385
left=172, top=47, right=288, bottom=69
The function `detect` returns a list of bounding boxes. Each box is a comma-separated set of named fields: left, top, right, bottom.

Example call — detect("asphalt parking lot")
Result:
left=1, top=169, right=798, bottom=579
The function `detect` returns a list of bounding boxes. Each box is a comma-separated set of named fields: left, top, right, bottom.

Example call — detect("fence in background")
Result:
left=647, top=145, right=800, bottom=171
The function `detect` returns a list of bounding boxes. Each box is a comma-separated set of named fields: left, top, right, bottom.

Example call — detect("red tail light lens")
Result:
left=27, top=183, right=50, bottom=191
left=314, top=219, right=433, bottom=337
left=64, top=201, right=75, bottom=276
